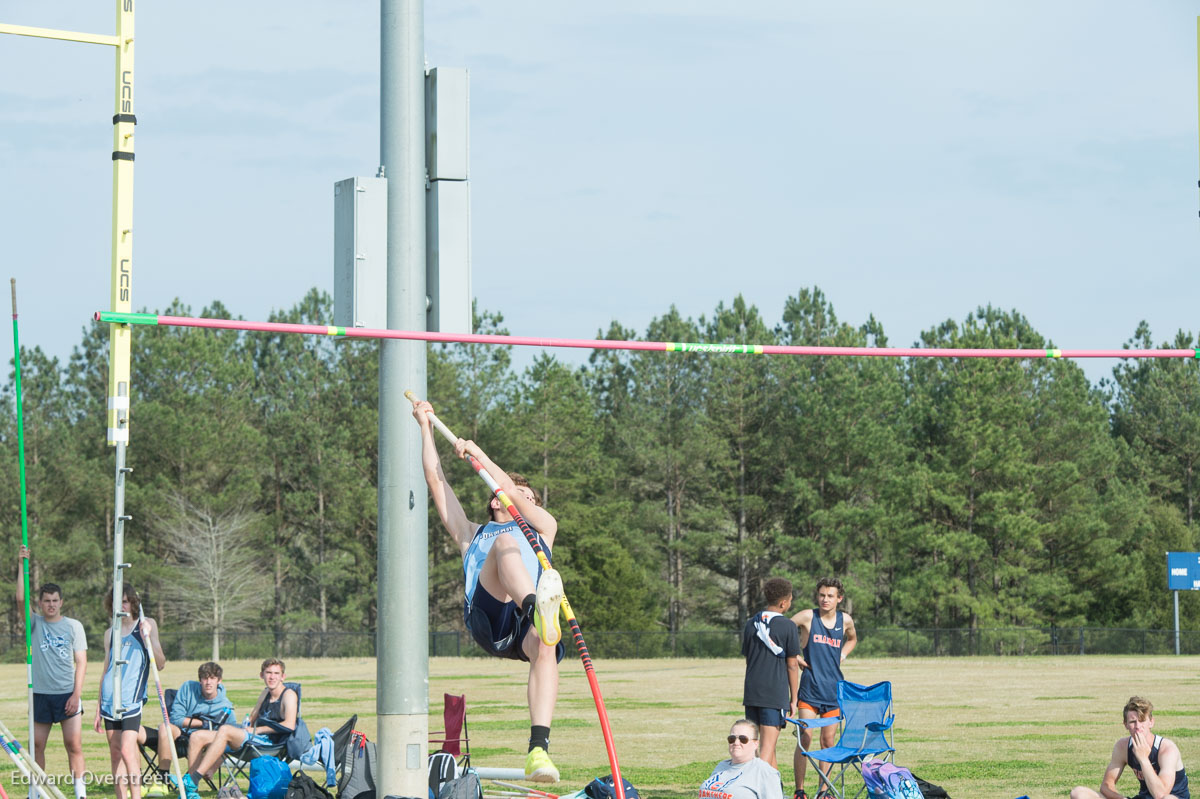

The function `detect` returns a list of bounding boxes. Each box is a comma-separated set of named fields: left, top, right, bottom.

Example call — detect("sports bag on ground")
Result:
left=337, top=736, right=377, bottom=799
left=583, top=775, right=640, bottom=799
left=862, top=760, right=925, bottom=799
left=912, top=774, right=949, bottom=799
left=249, top=757, right=293, bottom=799
left=435, top=773, right=480, bottom=799
left=427, top=752, right=460, bottom=799
left=287, top=771, right=334, bottom=799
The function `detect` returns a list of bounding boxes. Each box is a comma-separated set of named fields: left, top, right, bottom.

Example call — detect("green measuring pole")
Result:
left=11, top=279, right=34, bottom=797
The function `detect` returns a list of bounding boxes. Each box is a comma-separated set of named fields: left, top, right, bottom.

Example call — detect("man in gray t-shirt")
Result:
left=17, top=546, right=88, bottom=798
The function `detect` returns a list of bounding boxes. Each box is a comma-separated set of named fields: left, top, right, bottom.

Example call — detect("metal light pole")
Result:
left=377, top=1, right=429, bottom=796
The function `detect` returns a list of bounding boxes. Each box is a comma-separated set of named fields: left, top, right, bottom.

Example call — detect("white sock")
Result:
left=74, top=777, right=86, bottom=799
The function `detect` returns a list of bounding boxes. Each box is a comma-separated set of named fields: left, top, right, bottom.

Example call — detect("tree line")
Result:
left=2, top=287, right=1199, bottom=655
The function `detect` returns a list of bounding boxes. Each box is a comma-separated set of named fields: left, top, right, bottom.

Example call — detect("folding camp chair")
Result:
left=222, top=682, right=304, bottom=785
left=787, top=680, right=895, bottom=799
left=428, top=693, right=470, bottom=769
left=139, top=689, right=219, bottom=790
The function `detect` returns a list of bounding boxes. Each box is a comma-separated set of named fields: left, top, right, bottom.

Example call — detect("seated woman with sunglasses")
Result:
left=699, top=720, right=784, bottom=799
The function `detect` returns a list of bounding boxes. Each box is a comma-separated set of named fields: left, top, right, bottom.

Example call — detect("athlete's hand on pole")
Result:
left=18, top=544, right=29, bottom=559
left=410, top=398, right=434, bottom=425
left=454, top=439, right=484, bottom=461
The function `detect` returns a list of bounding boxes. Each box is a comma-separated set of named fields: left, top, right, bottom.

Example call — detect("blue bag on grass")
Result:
left=250, top=756, right=293, bottom=799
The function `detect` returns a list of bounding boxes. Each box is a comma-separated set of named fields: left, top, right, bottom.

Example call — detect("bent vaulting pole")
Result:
left=404, top=392, right=626, bottom=799
left=11, top=281, right=34, bottom=799
left=96, top=311, right=1200, bottom=360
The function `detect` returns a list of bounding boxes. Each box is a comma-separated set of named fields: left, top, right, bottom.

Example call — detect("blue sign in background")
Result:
left=1167, top=552, right=1200, bottom=591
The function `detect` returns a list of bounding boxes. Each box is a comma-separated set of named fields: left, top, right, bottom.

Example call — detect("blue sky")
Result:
left=1, top=2, right=1197, bottom=386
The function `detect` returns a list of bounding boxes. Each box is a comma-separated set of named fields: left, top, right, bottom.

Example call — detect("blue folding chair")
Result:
left=787, top=680, right=895, bottom=799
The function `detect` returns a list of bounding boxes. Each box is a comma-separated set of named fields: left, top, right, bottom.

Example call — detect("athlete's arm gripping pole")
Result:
left=405, top=392, right=626, bottom=799
left=11, top=281, right=35, bottom=799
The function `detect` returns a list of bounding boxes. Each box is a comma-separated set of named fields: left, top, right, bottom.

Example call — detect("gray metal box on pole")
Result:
left=334, top=177, right=389, bottom=330
left=425, top=67, right=472, bottom=335
left=426, top=67, right=469, bottom=181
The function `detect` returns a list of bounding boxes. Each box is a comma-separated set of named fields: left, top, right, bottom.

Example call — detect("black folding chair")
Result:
left=221, top=682, right=303, bottom=785
left=139, top=689, right=218, bottom=790
left=327, top=715, right=358, bottom=786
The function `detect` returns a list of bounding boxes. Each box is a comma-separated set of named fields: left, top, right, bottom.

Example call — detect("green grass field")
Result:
left=2, top=655, right=1197, bottom=799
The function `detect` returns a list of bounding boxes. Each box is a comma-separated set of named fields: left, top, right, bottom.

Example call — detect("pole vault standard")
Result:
left=96, top=311, right=1200, bottom=360
left=3, top=1, right=140, bottom=738
left=404, top=392, right=626, bottom=799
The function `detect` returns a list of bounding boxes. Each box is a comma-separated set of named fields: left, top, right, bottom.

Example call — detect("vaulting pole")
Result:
left=11, top=281, right=34, bottom=799
left=96, top=311, right=1200, bottom=360
left=404, top=392, right=626, bottom=799
left=0, top=718, right=68, bottom=799
left=141, top=607, right=185, bottom=799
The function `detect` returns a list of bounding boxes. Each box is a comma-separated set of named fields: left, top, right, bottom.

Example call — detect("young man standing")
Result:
left=183, top=659, right=297, bottom=799
left=143, top=662, right=235, bottom=795
left=15, top=545, right=89, bottom=799
left=413, top=399, right=566, bottom=783
left=790, top=578, right=857, bottom=799
left=1070, top=696, right=1190, bottom=799
left=741, top=577, right=800, bottom=770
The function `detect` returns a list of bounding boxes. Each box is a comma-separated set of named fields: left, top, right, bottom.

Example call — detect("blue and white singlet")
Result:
left=462, top=520, right=549, bottom=606
left=99, top=623, right=150, bottom=720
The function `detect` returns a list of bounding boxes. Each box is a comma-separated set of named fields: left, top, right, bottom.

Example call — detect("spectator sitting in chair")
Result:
left=143, top=661, right=235, bottom=796
left=699, top=720, right=784, bottom=799
left=182, top=658, right=297, bottom=799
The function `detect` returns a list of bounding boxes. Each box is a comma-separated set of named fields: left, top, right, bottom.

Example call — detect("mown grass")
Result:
left=2, top=655, right=1198, bottom=799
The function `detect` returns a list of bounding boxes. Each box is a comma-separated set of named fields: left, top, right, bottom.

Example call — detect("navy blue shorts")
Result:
left=466, top=584, right=565, bottom=664
left=103, top=713, right=142, bottom=732
left=744, top=706, right=785, bottom=729
left=33, top=692, right=82, bottom=725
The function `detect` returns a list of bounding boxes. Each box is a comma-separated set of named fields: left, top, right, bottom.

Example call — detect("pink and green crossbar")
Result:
left=95, top=311, right=1200, bottom=359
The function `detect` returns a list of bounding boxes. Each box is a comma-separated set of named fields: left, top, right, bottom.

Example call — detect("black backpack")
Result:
left=428, top=752, right=459, bottom=799
left=288, top=772, right=334, bottom=799
left=583, top=775, right=640, bottom=799
left=912, top=775, right=950, bottom=799
left=436, top=774, right=480, bottom=799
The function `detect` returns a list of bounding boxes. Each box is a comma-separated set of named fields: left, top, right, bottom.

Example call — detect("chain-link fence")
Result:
left=3, top=626, right=1198, bottom=663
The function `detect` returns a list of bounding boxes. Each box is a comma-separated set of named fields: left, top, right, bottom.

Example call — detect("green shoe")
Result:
left=524, top=746, right=560, bottom=783
left=533, top=569, right=564, bottom=647
left=144, top=781, right=171, bottom=798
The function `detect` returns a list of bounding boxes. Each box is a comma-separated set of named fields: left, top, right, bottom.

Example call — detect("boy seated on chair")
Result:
left=143, top=662, right=236, bottom=795
left=178, top=659, right=297, bottom=799
left=1070, top=696, right=1190, bottom=799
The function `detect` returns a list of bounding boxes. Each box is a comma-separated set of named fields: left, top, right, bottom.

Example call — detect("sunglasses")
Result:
left=726, top=734, right=754, bottom=744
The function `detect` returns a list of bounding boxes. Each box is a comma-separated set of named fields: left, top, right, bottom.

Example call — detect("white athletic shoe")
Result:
left=533, top=569, right=564, bottom=647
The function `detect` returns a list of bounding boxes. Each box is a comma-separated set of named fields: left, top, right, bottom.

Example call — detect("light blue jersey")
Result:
left=99, top=624, right=149, bottom=720
left=463, top=521, right=548, bottom=606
